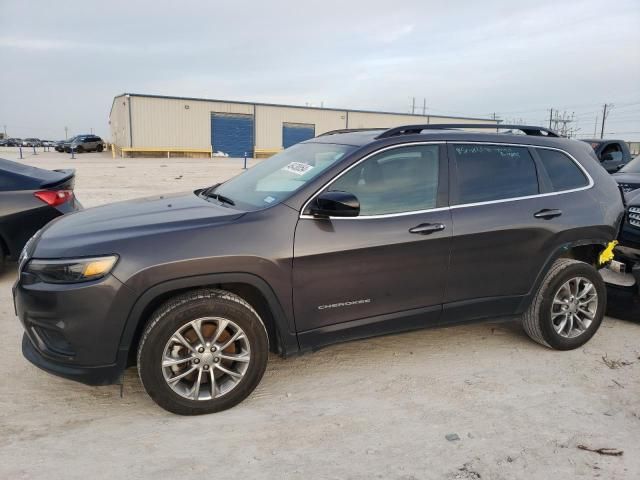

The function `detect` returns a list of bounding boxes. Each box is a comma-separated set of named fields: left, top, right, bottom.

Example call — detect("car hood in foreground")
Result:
left=33, top=191, right=245, bottom=258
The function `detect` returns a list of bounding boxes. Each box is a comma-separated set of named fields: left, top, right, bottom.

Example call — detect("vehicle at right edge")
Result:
left=602, top=188, right=640, bottom=305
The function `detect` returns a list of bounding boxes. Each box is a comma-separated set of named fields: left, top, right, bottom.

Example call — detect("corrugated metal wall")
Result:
left=255, top=105, right=345, bottom=149
left=112, top=94, right=496, bottom=155
left=109, top=95, right=131, bottom=148
left=346, top=111, right=487, bottom=128
left=130, top=96, right=252, bottom=149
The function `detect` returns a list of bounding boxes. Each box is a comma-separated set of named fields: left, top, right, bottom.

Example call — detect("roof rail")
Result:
left=319, top=128, right=384, bottom=137
left=376, top=124, right=559, bottom=139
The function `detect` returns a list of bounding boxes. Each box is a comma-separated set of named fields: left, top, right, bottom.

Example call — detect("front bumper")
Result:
left=14, top=272, right=136, bottom=386
left=22, top=334, right=123, bottom=385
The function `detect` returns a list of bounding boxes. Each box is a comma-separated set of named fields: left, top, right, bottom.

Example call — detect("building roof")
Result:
left=109, top=92, right=494, bottom=122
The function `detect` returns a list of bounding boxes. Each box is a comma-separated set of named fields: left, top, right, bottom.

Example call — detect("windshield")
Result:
left=206, top=142, right=355, bottom=210
left=620, top=156, right=640, bottom=174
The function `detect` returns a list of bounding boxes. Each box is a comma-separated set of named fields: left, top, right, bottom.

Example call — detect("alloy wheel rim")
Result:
left=551, top=277, right=598, bottom=338
left=162, top=317, right=250, bottom=401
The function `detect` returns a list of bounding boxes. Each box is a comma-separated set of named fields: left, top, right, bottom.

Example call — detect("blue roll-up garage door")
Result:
left=283, top=122, right=315, bottom=149
left=211, top=113, right=254, bottom=158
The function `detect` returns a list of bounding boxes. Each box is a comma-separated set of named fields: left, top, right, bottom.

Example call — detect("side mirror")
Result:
left=309, top=191, right=360, bottom=218
left=601, top=153, right=614, bottom=162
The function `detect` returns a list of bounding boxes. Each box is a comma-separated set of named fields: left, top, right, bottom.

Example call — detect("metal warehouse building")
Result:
left=109, top=93, right=496, bottom=158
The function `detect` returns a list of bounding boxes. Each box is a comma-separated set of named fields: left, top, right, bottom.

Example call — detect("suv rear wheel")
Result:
left=137, top=289, right=269, bottom=415
left=522, top=258, right=606, bottom=350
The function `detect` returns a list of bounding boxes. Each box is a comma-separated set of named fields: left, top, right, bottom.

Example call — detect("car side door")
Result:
left=443, top=142, right=594, bottom=323
left=292, top=143, right=452, bottom=346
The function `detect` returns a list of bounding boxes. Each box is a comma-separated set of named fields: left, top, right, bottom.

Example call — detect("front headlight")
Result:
left=24, top=255, right=118, bottom=284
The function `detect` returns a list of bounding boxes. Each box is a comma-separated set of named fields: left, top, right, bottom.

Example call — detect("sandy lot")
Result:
left=1, top=149, right=639, bottom=480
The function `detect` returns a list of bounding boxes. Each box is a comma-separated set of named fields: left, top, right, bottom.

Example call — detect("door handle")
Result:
left=409, top=223, right=446, bottom=235
left=534, top=209, right=563, bottom=220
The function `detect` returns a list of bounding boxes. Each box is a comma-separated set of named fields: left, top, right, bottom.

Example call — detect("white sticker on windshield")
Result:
left=282, top=162, right=314, bottom=176
left=264, top=196, right=276, bottom=204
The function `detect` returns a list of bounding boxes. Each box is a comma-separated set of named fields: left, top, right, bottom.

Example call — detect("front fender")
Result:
left=116, top=272, right=300, bottom=365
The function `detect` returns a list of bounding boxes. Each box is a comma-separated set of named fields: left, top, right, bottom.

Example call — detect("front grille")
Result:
left=629, top=207, right=640, bottom=229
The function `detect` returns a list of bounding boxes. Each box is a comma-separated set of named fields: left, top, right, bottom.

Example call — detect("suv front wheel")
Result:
left=137, top=289, right=269, bottom=415
left=522, top=258, right=606, bottom=350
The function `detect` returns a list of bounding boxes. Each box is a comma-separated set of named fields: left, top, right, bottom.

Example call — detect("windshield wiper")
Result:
left=199, top=183, right=235, bottom=206
left=208, top=192, right=235, bottom=206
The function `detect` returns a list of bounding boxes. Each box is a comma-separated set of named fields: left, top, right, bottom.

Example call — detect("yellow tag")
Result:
left=598, top=241, right=618, bottom=266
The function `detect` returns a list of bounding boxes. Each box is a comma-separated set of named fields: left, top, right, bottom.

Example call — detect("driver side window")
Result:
left=328, top=144, right=440, bottom=216
left=601, top=144, right=623, bottom=162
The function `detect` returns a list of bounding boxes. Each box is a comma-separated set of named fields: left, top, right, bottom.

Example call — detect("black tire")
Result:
left=75, top=146, right=83, bottom=153
left=137, top=289, right=269, bottom=415
left=522, top=258, right=606, bottom=350
left=96, top=144, right=103, bottom=152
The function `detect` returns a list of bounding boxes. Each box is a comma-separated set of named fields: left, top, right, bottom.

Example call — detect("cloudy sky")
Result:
left=1, top=0, right=638, bottom=140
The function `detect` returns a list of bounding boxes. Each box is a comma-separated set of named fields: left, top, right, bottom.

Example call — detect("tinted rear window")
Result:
left=536, top=148, right=588, bottom=191
left=453, top=144, right=539, bottom=204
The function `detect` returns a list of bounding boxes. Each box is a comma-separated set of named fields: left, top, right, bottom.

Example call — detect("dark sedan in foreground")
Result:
left=0, top=158, right=81, bottom=268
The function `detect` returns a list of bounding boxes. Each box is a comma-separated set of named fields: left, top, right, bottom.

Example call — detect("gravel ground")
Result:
left=1, top=149, right=639, bottom=480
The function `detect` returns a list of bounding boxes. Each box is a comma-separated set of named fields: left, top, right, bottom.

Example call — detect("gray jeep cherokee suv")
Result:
left=14, top=124, right=624, bottom=415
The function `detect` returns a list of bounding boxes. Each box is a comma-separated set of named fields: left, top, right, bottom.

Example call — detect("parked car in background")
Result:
left=581, top=139, right=633, bottom=173
left=5, top=138, right=23, bottom=147
left=14, top=124, right=624, bottom=415
left=63, top=135, right=104, bottom=153
left=0, top=158, right=81, bottom=269
left=612, top=155, right=640, bottom=193
left=54, top=139, right=70, bottom=152
left=22, top=138, right=42, bottom=147
left=42, top=140, right=56, bottom=147
left=0, top=139, right=7, bottom=146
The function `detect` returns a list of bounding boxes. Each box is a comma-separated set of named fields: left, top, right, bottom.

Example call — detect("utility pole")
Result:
left=549, top=108, right=553, bottom=129
left=422, top=98, right=427, bottom=116
left=600, top=103, right=612, bottom=139
left=64, top=126, right=68, bottom=139
left=411, top=97, right=415, bottom=115
left=491, top=113, right=501, bottom=132
left=593, top=115, right=598, bottom=138
left=2, top=125, right=6, bottom=139
left=549, top=110, right=574, bottom=137
left=90, top=127, right=94, bottom=134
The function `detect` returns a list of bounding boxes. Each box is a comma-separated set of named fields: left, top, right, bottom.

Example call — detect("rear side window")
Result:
left=536, top=148, right=588, bottom=191
left=453, top=144, right=539, bottom=204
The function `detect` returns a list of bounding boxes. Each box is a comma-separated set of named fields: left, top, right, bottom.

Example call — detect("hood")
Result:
left=625, top=188, right=640, bottom=206
left=33, top=191, right=245, bottom=258
left=613, top=172, right=640, bottom=193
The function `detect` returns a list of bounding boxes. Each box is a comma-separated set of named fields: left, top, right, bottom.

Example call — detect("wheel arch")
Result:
left=517, top=239, right=608, bottom=314
left=119, top=273, right=299, bottom=367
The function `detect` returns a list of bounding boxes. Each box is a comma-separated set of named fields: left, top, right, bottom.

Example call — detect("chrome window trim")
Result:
left=298, top=141, right=594, bottom=220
